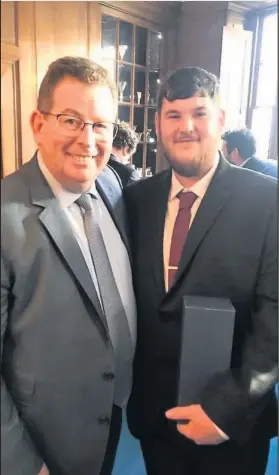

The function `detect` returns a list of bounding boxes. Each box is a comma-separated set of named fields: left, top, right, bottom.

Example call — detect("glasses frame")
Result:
left=39, top=111, right=119, bottom=139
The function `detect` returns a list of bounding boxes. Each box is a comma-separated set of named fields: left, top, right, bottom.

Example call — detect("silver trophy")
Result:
left=119, top=81, right=127, bottom=102
left=136, top=91, right=142, bottom=104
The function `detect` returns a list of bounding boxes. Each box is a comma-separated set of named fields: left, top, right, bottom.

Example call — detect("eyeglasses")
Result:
left=39, top=112, right=119, bottom=140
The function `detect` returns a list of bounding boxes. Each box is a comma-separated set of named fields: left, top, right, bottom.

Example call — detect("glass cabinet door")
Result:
left=101, top=13, right=162, bottom=176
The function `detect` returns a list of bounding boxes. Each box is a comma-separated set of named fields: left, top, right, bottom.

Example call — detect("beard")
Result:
left=158, top=131, right=219, bottom=178
left=164, top=149, right=209, bottom=178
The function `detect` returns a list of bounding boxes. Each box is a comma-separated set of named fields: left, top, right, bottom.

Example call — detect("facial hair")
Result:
left=164, top=149, right=210, bottom=178
left=157, top=124, right=218, bottom=179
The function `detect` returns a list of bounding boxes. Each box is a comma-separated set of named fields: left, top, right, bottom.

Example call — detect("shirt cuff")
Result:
left=213, top=423, right=229, bottom=440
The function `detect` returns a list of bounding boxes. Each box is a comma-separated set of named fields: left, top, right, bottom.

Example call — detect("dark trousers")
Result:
left=140, top=426, right=270, bottom=475
left=100, top=405, right=122, bottom=475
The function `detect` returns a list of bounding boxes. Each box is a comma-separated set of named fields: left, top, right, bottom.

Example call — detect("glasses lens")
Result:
left=58, top=115, right=82, bottom=133
left=93, top=122, right=118, bottom=140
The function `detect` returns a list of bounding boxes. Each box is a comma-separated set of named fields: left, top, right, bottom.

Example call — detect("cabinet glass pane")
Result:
left=146, top=143, right=157, bottom=176
left=101, top=15, right=116, bottom=60
left=118, top=64, right=132, bottom=102
left=133, top=107, right=144, bottom=140
left=118, top=105, right=130, bottom=124
left=135, top=68, right=146, bottom=105
left=147, top=108, right=156, bottom=143
left=132, top=143, right=143, bottom=172
left=119, top=21, right=133, bottom=63
left=148, top=71, right=159, bottom=106
left=135, top=26, right=147, bottom=66
left=148, top=31, right=162, bottom=70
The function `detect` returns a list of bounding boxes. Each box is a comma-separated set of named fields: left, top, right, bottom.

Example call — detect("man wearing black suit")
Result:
left=124, top=67, right=277, bottom=475
left=108, top=121, right=141, bottom=187
left=222, top=128, right=277, bottom=178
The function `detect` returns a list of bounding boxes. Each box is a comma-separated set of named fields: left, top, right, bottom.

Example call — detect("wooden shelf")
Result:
left=102, top=10, right=162, bottom=176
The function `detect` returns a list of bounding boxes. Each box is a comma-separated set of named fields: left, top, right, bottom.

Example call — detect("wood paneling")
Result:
left=177, top=2, right=228, bottom=76
left=1, top=1, right=16, bottom=45
left=17, top=1, right=37, bottom=164
left=1, top=60, right=20, bottom=177
left=88, top=2, right=102, bottom=61
left=34, top=2, right=88, bottom=89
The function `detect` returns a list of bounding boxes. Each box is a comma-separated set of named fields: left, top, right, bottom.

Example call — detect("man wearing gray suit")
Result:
left=1, top=57, right=136, bottom=475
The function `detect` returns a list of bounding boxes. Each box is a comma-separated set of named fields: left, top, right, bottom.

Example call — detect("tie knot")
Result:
left=76, top=193, right=94, bottom=211
left=178, top=191, right=197, bottom=210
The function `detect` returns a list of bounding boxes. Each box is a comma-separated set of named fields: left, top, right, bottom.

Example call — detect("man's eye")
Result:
left=195, top=112, right=207, bottom=117
left=65, top=118, right=80, bottom=125
left=95, top=123, right=108, bottom=129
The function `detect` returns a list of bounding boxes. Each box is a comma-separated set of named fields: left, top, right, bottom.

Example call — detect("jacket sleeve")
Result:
left=1, top=254, right=43, bottom=475
left=201, top=203, right=278, bottom=443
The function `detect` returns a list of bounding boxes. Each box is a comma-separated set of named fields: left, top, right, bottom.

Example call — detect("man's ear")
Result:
left=219, top=108, right=226, bottom=132
left=155, top=111, right=160, bottom=138
left=30, top=110, right=44, bottom=145
left=123, top=146, right=130, bottom=157
left=231, top=148, right=240, bottom=164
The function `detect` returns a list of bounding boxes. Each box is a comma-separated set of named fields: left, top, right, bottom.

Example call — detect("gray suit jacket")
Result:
left=1, top=156, right=130, bottom=475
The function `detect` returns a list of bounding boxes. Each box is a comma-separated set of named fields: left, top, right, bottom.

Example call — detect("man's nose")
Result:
left=180, top=116, right=195, bottom=132
left=77, top=123, right=98, bottom=148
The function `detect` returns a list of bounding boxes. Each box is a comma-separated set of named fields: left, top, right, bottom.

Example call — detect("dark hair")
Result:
left=222, top=128, right=256, bottom=159
left=157, top=66, right=220, bottom=112
left=37, top=56, right=118, bottom=111
left=112, top=121, right=139, bottom=154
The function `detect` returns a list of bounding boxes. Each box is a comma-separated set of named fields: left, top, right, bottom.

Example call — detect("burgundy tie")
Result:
left=168, top=191, right=198, bottom=289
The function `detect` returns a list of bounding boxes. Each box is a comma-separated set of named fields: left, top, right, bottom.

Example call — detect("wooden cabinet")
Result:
left=100, top=10, right=163, bottom=176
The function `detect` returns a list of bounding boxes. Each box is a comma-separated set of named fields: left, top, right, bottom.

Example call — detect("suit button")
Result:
left=103, top=372, right=115, bottom=381
left=98, top=416, right=111, bottom=425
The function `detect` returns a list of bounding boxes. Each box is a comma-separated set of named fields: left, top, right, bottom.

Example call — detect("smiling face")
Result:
left=30, top=77, right=116, bottom=192
left=155, top=94, right=225, bottom=180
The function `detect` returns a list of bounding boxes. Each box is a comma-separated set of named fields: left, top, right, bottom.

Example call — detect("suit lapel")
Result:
left=166, top=157, right=233, bottom=293
left=22, top=157, right=108, bottom=332
left=96, top=167, right=131, bottom=259
left=147, top=170, right=172, bottom=294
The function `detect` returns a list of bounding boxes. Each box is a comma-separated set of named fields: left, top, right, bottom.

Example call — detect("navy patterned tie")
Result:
left=76, top=193, right=133, bottom=407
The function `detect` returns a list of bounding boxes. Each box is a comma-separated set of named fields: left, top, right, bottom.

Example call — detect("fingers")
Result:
left=165, top=405, right=194, bottom=420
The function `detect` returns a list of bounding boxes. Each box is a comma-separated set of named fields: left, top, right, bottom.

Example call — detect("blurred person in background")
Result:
left=108, top=121, right=141, bottom=187
left=222, top=128, right=277, bottom=178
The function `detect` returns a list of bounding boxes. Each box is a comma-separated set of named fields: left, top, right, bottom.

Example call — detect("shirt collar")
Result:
left=37, top=152, right=97, bottom=209
left=169, top=154, right=219, bottom=202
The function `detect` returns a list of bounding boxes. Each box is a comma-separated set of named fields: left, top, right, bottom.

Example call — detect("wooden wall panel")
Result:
left=177, top=2, right=228, bottom=77
left=34, top=2, right=88, bottom=89
left=88, top=2, right=102, bottom=62
left=1, top=1, right=16, bottom=45
left=17, top=1, right=37, bottom=164
left=1, top=60, right=20, bottom=176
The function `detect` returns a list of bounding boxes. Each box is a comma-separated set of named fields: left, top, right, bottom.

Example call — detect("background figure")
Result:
left=124, top=66, right=277, bottom=475
left=222, top=128, right=277, bottom=178
left=108, top=121, right=141, bottom=187
left=1, top=57, right=136, bottom=475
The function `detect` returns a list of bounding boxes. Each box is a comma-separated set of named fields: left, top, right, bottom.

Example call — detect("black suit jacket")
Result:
left=108, top=154, right=141, bottom=188
left=124, top=157, right=277, bottom=444
left=243, top=155, right=278, bottom=178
